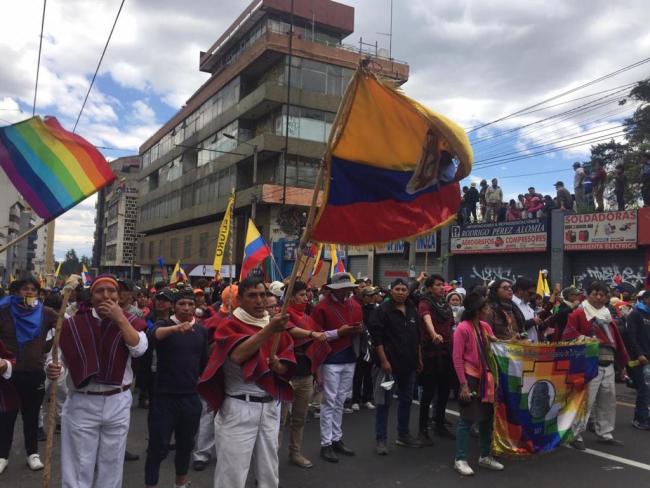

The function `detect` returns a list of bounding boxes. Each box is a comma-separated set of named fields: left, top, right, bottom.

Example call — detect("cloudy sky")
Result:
left=1, top=0, right=649, bottom=260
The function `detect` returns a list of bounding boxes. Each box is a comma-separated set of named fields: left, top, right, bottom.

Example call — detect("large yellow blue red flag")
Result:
left=311, top=68, right=472, bottom=245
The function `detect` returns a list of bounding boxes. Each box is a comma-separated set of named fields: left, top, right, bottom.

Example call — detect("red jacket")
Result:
left=311, top=295, right=363, bottom=356
left=562, top=307, right=629, bottom=367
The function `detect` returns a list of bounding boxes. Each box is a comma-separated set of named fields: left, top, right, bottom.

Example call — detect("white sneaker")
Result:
left=0, top=458, right=7, bottom=475
left=454, top=459, right=474, bottom=476
left=27, top=454, right=44, bottom=471
left=351, top=403, right=360, bottom=411
left=364, top=402, right=376, bottom=410
left=478, top=455, right=504, bottom=471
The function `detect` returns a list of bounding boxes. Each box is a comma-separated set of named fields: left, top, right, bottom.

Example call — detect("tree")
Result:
left=60, top=249, right=80, bottom=276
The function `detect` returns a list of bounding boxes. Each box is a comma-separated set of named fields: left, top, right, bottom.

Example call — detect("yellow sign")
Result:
left=213, top=192, right=235, bottom=276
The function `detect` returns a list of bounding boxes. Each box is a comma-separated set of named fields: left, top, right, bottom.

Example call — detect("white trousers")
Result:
left=320, top=362, right=355, bottom=446
left=192, top=397, right=215, bottom=462
left=60, top=390, right=131, bottom=488
left=213, top=397, right=280, bottom=488
left=585, top=364, right=617, bottom=439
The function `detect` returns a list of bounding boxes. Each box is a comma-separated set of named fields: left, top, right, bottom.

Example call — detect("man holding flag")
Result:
left=198, top=277, right=295, bottom=488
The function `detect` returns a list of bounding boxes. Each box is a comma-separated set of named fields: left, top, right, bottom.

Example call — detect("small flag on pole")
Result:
left=54, top=261, right=62, bottom=278
left=213, top=192, right=235, bottom=279
left=81, top=265, right=92, bottom=287
left=0, top=116, right=116, bottom=222
left=158, top=257, right=168, bottom=282
left=170, top=260, right=188, bottom=285
left=240, top=219, right=271, bottom=280
left=330, top=244, right=345, bottom=277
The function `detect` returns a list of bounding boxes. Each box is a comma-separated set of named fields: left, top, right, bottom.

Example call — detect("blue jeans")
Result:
left=455, top=417, right=492, bottom=460
left=375, top=370, right=416, bottom=441
left=630, top=365, right=650, bottom=424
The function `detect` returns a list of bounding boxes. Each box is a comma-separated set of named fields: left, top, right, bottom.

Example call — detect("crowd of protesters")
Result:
left=459, top=153, right=650, bottom=224
left=1, top=268, right=649, bottom=486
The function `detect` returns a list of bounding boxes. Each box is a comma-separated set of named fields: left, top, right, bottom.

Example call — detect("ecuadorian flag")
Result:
left=330, top=244, right=345, bottom=276
left=240, top=219, right=271, bottom=280
left=312, top=67, right=473, bottom=245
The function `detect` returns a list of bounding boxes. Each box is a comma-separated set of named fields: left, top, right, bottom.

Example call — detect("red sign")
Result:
left=638, top=208, right=650, bottom=246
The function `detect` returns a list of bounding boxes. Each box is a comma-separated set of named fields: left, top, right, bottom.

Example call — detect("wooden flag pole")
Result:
left=0, top=220, right=48, bottom=256
left=42, top=275, right=80, bottom=488
left=269, top=162, right=325, bottom=357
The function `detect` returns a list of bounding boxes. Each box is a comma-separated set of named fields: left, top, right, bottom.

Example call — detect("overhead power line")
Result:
left=73, top=0, right=126, bottom=132
left=32, top=0, right=46, bottom=116
left=466, top=56, right=650, bottom=134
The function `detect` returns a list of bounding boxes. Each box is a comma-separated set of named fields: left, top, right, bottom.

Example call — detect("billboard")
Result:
left=564, top=211, right=637, bottom=250
left=450, top=219, right=547, bottom=254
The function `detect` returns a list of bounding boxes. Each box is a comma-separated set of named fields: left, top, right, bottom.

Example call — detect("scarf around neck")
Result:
left=422, top=293, right=452, bottom=321
left=581, top=300, right=612, bottom=322
left=233, top=307, right=269, bottom=328
left=170, top=314, right=196, bottom=326
left=0, top=295, right=44, bottom=347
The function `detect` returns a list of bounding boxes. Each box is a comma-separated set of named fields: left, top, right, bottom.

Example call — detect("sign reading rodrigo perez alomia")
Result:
left=450, top=218, right=547, bottom=254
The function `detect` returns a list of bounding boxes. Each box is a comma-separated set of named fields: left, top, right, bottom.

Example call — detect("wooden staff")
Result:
left=42, top=275, right=80, bottom=488
left=0, top=220, right=48, bottom=255
left=269, top=163, right=325, bottom=357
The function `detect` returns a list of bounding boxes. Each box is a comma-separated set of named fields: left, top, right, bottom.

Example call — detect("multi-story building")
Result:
left=92, top=156, right=141, bottom=278
left=0, top=171, right=49, bottom=282
left=136, top=0, right=409, bottom=282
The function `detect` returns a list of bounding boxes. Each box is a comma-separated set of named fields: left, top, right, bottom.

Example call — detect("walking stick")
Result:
left=42, top=275, right=80, bottom=488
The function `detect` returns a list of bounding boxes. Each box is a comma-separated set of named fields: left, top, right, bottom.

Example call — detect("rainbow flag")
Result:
left=240, top=219, right=271, bottom=280
left=330, top=244, right=345, bottom=276
left=490, top=339, right=599, bottom=457
left=311, top=67, right=472, bottom=245
left=0, top=116, right=115, bottom=222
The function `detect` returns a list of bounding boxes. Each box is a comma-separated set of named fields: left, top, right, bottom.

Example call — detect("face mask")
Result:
left=292, top=302, right=307, bottom=312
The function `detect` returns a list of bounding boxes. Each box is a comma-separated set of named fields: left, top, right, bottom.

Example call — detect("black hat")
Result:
left=155, top=289, right=174, bottom=302
left=573, top=162, right=581, bottom=168
left=117, top=279, right=134, bottom=292
left=174, top=289, right=196, bottom=303
left=463, top=292, right=487, bottom=316
left=554, top=181, right=564, bottom=187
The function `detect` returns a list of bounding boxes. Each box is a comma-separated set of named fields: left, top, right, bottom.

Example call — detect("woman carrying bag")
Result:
left=452, top=293, right=504, bottom=476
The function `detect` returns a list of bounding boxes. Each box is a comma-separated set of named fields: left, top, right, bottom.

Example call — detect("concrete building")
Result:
left=0, top=171, right=49, bottom=282
left=93, top=156, right=141, bottom=278
left=136, top=0, right=409, bottom=282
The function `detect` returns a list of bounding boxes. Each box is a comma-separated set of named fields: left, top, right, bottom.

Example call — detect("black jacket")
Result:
left=368, top=299, right=421, bottom=374
left=625, top=308, right=650, bottom=359
left=466, top=187, right=480, bottom=205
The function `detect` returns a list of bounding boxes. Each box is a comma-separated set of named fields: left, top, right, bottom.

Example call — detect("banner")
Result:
left=450, top=218, right=547, bottom=254
left=490, top=340, right=599, bottom=457
left=564, top=210, right=637, bottom=250
left=213, top=192, right=235, bottom=275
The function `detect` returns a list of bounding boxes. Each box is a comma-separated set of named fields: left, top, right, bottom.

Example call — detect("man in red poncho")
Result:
left=198, top=277, right=295, bottom=488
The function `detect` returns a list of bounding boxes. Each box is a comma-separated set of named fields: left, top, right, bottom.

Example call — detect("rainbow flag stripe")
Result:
left=0, top=116, right=115, bottom=222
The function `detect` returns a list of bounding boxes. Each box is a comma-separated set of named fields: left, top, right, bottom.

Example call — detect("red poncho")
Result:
left=198, top=314, right=296, bottom=412
left=311, top=294, right=363, bottom=355
left=287, top=304, right=331, bottom=373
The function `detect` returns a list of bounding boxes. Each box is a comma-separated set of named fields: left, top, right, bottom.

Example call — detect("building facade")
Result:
left=0, top=171, right=49, bottom=282
left=92, top=156, right=141, bottom=278
left=136, top=0, right=409, bottom=282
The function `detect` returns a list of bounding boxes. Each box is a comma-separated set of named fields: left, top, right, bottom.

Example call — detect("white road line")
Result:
left=444, top=408, right=650, bottom=472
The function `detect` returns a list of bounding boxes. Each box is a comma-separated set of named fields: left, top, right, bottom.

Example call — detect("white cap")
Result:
left=268, top=281, right=285, bottom=298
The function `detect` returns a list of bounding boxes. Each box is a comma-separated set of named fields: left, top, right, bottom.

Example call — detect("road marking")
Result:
left=616, top=401, right=635, bottom=408
left=444, top=409, right=650, bottom=472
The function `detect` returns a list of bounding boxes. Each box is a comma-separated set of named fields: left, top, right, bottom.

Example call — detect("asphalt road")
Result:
left=3, top=385, right=650, bottom=488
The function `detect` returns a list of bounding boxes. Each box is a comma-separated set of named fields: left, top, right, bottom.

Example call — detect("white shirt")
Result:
left=46, top=308, right=148, bottom=393
left=512, top=296, right=539, bottom=342
left=222, top=357, right=267, bottom=397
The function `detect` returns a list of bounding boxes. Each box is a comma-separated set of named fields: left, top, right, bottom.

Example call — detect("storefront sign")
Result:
left=450, top=219, right=547, bottom=254
left=375, top=234, right=437, bottom=254
left=564, top=211, right=637, bottom=250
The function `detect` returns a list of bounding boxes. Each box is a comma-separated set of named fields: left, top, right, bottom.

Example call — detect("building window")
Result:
left=275, top=105, right=335, bottom=143
left=199, top=232, right=209, bottom=259
left=170, top=238, right=178, bottom=260
left=275, top=156, right=320, bottom=188
left=148, top=241, right=154, bottom=259
left=183, top=235, right=192, bottom=259
left=139, top=242, right=145, bottom=261
left=158, top=239, right=165, bottom=258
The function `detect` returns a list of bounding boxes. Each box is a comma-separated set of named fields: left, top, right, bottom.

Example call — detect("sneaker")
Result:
left=596, top=436, right=623, bottom=446
left=363, top=402, right=376, bottom=410
left=26, top=454, right=44, bottom=471
left=570, top=438, right=586, bottom=451
left=454, top=459, right=474, bottom=476
left=0, top=458, right=7, bottom=475
left=395, top=435, right=423, bottom=448
left=632, top=420, right=650, bottom=431
left=343, top=407, right=354, bottom=414
left=479, top=455, right=504, bottom=471
left=351, top=403, right=360, bottom=411
left=375, top=441, right=388, bottom=455
left=313, top=409, right=320, bottom=419
left=417, top=431, right=434, bottom=447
